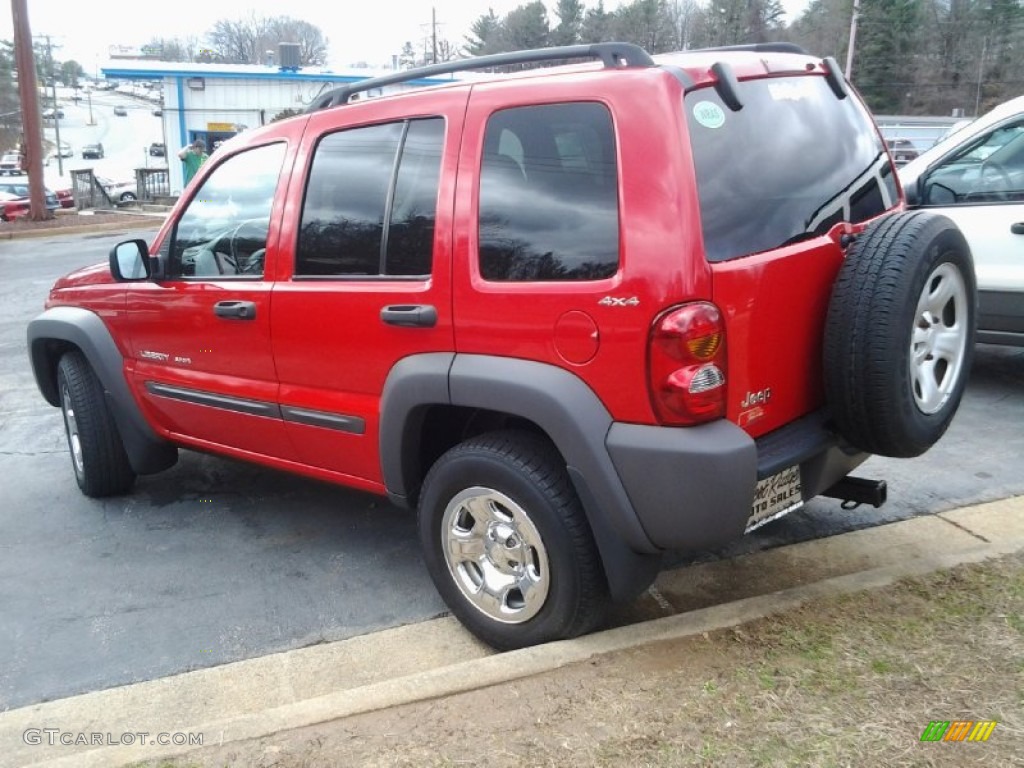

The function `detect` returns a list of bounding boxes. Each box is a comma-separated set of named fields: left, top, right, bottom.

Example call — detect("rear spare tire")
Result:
left=824, top=210, right=976, bottom=458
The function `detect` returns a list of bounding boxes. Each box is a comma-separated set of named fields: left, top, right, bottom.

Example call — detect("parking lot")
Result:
left=2, top=228, right=1023, bottom=711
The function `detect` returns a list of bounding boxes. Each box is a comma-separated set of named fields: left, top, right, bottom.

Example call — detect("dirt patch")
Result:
left=146, top=553, right=1023, bottom=768
left=0, top=210, right=157, bottom=233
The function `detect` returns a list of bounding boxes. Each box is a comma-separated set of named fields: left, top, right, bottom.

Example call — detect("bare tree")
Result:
left=788, top=0, right=852, bottom=61
left=268, top=17, right=329, bottom=66
left=206, top=13, right=328, bottom=66
left=207, top=14, right=270, bottom=64
left=436, top=39, right=462, bottom=62
left=666, top=0, right=704, bottom=49
left=399, top=41, right=417, bottom=68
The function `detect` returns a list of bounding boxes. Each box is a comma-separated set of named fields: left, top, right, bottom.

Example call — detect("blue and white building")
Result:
left=101, top=55, right=461, bottom=193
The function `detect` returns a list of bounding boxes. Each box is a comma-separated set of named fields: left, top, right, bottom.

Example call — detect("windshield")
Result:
left=685, top=76, right=898, bottom=262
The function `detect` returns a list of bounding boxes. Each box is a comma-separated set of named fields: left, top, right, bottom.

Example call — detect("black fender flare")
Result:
left=380, top=353, right=661, bottom=602
left=27, top=306, right=178, bottom=475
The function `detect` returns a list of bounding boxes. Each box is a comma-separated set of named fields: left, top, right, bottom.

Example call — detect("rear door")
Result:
left=269, top=91, right=466, bottom=491
left=451, top=76, right=661, bottom=420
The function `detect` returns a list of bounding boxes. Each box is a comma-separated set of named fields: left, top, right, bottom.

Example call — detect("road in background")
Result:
left=40, top=86, right=167, bottom=188
left=1, top=230, right=1022, bottom=710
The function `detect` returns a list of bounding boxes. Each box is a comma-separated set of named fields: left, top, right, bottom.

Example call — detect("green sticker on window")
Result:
left=693, top=101, right=726, bottom=129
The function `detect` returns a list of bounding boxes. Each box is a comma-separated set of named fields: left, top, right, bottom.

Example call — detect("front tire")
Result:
left=824, top=211, right=976, bottom=458
left=418, top=431, right=608, bottom=650
left=57, top=350, right=136, bottom=497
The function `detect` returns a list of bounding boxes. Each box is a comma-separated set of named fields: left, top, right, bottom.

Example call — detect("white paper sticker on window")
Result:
left=767, top=80, right=816, bottom=102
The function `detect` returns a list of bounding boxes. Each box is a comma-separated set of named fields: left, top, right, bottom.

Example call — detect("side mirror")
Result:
left=903, top=176, right=921, bottom=207
left=922, top=180, right=957, bottom=206
left=110, top=239, right=152, bottom=281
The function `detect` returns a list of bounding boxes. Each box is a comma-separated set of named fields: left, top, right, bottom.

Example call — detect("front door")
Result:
left=124, top=140, right=296, bottom=459
left=269, top=91, right=466, bottom=490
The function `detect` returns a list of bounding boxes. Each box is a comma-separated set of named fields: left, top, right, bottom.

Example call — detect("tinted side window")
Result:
left=297, top=118, right=443, bottom=277
left=386, top=119, right=444, bottom=276
left=922, top=119, right=1024, bottom=205
left=169, top=143, right=286, bottom=278
left=479, top=103, right=619, bottom=282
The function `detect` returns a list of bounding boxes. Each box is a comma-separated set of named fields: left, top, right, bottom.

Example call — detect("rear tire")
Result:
left=57, top=350, right=136, bottom=497
left=418, top=430, right=608, bottom=650
left=824, top=211, right=976, bottom=458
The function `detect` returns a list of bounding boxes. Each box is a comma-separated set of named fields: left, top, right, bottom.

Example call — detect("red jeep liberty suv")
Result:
left=27, top=43, right=976, bottom=650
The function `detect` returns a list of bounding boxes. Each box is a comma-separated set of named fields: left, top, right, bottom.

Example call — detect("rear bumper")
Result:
left=606, top=411, right=869, bottom=552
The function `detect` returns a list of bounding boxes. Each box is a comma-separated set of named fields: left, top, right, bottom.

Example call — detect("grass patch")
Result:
left=145, top=553, right=1023, bottom=768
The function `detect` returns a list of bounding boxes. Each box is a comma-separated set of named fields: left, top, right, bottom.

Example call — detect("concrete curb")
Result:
left=4, top=495, right=1022, bottom=768
left=0, top=216, right=164, bottom=241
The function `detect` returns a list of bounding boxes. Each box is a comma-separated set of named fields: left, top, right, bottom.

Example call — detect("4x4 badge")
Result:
left=598, top=296, right=639, bottom=307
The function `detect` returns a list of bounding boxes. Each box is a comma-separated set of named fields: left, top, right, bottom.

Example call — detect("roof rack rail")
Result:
left=306, top=42, right=655, bottom=112
left=692, top=42, right=809, bottom=55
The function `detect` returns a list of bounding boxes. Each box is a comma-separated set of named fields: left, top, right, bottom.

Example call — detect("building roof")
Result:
left=100, top=60, right=462, bottom=87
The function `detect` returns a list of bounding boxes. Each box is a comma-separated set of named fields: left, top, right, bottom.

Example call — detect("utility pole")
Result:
left=420, top=7, right=441, bottom=65
left=11, top=0, right=49, bottom=219
left=45, top=35, right=64, bottom=175
left=845, top=0, right=860, bottom=81
left=974, top=37, right=987, bottom=117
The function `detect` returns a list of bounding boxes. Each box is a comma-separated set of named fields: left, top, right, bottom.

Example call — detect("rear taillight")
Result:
left=648, top=302, right=727, bottom=425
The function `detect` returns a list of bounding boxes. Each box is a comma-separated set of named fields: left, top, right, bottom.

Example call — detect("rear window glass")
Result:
left=685, top=77, right=898, bottom=262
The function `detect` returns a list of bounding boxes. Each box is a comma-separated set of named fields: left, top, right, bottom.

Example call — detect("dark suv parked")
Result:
left=27, top=43, right=976, bottom=650
left=81, top=143, right=104, bottom=160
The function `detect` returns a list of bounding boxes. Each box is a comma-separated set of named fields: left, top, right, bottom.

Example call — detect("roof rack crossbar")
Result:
left=306, top=42, right=655, bottom=112
left=691, top=42, right=809, bottom=55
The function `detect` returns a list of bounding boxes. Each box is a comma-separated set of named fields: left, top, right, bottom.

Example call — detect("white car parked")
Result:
left=899, top=95, right=1024, bottom=346
left=96, top=175, right=138, bottom=204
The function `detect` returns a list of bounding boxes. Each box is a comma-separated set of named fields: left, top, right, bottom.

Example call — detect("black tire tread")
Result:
left=57, top=350, right=136, bottom=497
left=824, top=210, right=975, bottom=457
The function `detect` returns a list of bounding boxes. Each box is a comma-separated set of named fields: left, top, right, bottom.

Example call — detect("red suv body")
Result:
left=28, top=43, right=976, bottom=649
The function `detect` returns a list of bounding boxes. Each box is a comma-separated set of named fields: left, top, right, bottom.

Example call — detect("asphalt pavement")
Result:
left=1, top=495, right=1020, bottom=768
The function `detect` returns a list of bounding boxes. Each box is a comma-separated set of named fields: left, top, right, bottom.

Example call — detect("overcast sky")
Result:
left=3, top=1, right=811, bottom=72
